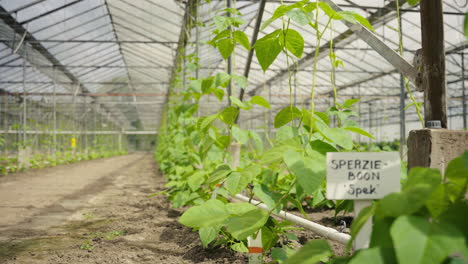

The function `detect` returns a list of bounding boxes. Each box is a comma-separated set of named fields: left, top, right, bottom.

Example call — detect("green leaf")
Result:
left=350, top=203, right=375, bottom=242
left=464, top=13, right=468, bottom=37
left=286, top=8, right=310, bottom=26
left=348, top=247, right=386, bottom=264
left=232, top=125, right=249, bottom=144
left=218, top=106, right=239, bottom=126
left=218, top=38, right=235, bottom=60
left=255, top=30, right=282, bottom=71
left=225, top=166, right=259, bottom=196
left=201, top=77, right=214, bottom=93
left=230, top=96, right=252, bottom=110
left=199, top=226, right=219, bottom=247
left=285, top=240, right=332, bottom=264
left=211, top=29, right=230, bottom=43
left=309, top=140, right=337, bottom=155
left=215, top=72, right=231, bottom=87
left=274, top=106, right=302, bottom=128
left=225, top=208, right=269, bottom=240
left=390, top=215, right=466, bottom=264
left=323, top=127, right=353, bottom=150
left=207, top=164, right=232, bottom=184
left=283, top=150, right=325, bottom=195
left=353, top=13, right=375, bottom=32
left=210, top=87, right=225, bottom=101
left=343, top=98, right=360, bottom=108
left=318, top=2, right=341, bottom=20
left=179, top=199, right=229, bottom=228
left=376, top=167, right=441, bottom=218
left=226, top=172, right=245, bottom=195
left=275, top=126, right=299, bottom=142
left=250, top=95, right=271, bottom=109
left=226, top=202, right=257, bottom=215
left=407, top=0, right=420, bottom=6
left=271, top=247, right=288, bottom=263
left=279, top=29, right=304, bottom=58
left=231, top=74, right=248, bottom=89
left=261, top=138, right=302, bottom=164
left=233, top=30, right=250, bottom=50
left=198, top=114, right=218, bottom=131
left=213, top=16, right=230, bottom=31
left=254, top=183, right=282, bottom=213
left=188, top=171, right=206, bottom=191
left=344, top=127, right=375, bottom=139
left=444, top=151, right=468, bottom=201
left=249, top=130, right=264, bottom=152
left=337, top=11, right=358, bottom=24
left=231, top=242, right=249, bottom=252
left=261, top=1, right=307, bottom=30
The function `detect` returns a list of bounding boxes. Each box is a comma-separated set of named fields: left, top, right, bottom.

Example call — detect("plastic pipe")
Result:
left=234, top=194, right=351, bottom=245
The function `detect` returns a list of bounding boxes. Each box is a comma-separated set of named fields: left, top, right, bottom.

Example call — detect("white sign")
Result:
left=326, top=152, right=401, bottom=200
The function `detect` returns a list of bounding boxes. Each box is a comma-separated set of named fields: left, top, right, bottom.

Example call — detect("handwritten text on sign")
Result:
left=326, top=152, right=401, bottom=200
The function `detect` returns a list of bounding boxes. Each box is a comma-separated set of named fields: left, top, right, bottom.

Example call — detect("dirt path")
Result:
left=0, top=153, right=244, bottom=264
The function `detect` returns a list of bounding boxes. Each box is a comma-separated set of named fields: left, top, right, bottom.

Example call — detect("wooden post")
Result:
left=420, top=0, right=447, bottom=128
left=462, top=53, right=466, bottom=128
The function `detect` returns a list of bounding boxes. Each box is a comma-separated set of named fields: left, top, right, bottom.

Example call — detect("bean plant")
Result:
left=154, top=1, right=467, bottom=263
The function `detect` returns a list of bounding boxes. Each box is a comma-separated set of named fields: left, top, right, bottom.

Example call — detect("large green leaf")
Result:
left=261, top=1, right=307, bottom=30
left=188, top=171, right=206, bottom=191
left=283, top=150, right=325, bottom=195
left=215, top=72, right=231, bottom=87
left=197, top=114, right=218, bottom=131
left=274, top=106, right=302, bottom=128
left=254, top=183, right=282, bottom=213
left=218, top=38, right=235, bottom=60
left=225, top=172, right=245, bottom=196
left=260, top=138, right=302, bottom=164
left=286, top=8, right=310, bottom=26
left=179, top=199, right=229, bottom=228
left=344, top=126, right=375, bottom=139
left=350, top=203, right=375, bottom=242
left=279, top=29, right=304, bottom=58
left=226, top=202, right=257, bottom=215
left=199, top=226, right=219, bottom=247
left=255, top=30, right=282, bottom=71
left=218, top=106, right=239, bottom=126
left=275, top=126, right=299, bottom=142
left=284, top=240, right=332, bottom=264
left=250, top=95, right=271, bottom=109
left=348, top=247, right=386, bottom=264
left=323, top=127, right=353, bottom=150
left=390, top=215, right=466, bottom=264
left=233, top=30, right=250, bottom=50
left=376, top=168, right=440, bottom=218
left=230, top=96, right=252, bottom=110
left=225, top=208, right=269, bottom=240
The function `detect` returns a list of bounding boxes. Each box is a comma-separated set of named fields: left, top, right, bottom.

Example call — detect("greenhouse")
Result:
left=0, top=0, right=467, bottom=263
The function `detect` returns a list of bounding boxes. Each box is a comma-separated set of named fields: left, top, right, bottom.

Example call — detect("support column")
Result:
left=408, top=1, right=467, bottom=171
left=420, top=0, right=447, bottom=128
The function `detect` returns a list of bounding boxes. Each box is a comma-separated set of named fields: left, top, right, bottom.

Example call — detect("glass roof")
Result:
left=0, top=0, right=465, bottom=137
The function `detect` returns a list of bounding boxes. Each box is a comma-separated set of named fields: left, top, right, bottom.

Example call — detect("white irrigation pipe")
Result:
left=234, top=194, right=351, bottom=245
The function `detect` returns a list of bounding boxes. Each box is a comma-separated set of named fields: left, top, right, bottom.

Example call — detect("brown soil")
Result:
left=0, top=153, right=350, bottom=264
left=0, top=153, right=246, bottom=264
